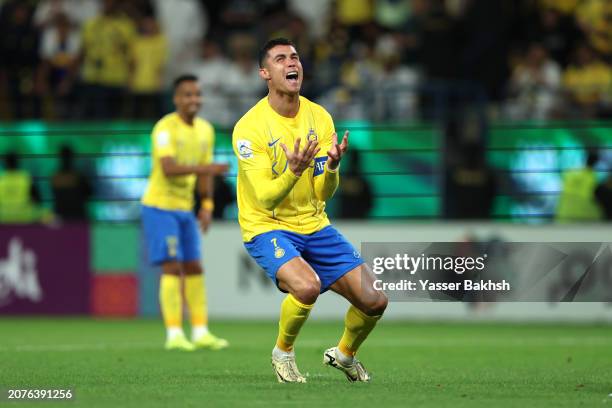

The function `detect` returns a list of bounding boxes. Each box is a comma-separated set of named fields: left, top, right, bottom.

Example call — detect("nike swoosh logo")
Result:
left=268, top=138, right=281, bottom=147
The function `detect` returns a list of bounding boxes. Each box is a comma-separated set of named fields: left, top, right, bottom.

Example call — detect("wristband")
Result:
left=201, top=198, right=214, bottom=211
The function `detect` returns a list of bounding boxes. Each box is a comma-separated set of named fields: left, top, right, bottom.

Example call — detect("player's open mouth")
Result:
left=286, top=71, right=299, bottom=84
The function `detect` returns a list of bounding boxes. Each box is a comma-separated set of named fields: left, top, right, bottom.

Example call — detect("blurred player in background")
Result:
left=233, top=38, right=388, bottom=383
left=141, top=74, right=229, bottom=351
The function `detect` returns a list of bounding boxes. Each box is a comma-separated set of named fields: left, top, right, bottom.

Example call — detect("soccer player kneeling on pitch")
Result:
left=232, top=38, right=388, bottom=382
left=141, top=74, right=229, bottom=351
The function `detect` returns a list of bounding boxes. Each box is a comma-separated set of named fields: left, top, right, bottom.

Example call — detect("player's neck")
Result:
left=177, top=111, right=196, bottom=126
left=267, top=91, right=300, bottom=118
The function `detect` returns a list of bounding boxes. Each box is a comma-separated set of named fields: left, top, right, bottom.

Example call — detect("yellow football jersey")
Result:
left=233, top=96, right=339, bottom=242
left=142, top=113, right=214, bottom=211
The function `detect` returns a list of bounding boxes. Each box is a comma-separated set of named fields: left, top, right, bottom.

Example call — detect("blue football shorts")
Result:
left=244, top=225, right=364, bottom=293
left=141, top=205, right=201, bottom=265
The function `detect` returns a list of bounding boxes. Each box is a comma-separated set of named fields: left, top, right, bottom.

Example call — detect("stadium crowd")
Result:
left=1, top=0, right=612, bottom=124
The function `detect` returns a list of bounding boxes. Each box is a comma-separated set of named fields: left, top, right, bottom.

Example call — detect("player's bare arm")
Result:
left=197, top=173, right=214, bottom=233
left=160, top=156, right=228, bottom=177
left=280, top=138, right=321, bottom=177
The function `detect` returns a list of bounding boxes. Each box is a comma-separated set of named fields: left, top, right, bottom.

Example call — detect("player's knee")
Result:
left=293, top=280, right=321, bottom=305
left=363, top=291, right=388, bottom=316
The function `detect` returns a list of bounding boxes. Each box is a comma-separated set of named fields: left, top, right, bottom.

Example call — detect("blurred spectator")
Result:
left=562, top=44, right=612, bottom=118
left=153, top=0, right=206, bottom=86
left=312, top=22, right=350, bottom=97
left=51, top=145, right=92, bottom=221
left=574, top=0, right=612, bottom=60
left=34, top=0, right=99, bottom=29
left=77, top=0, right=136, bottom=119
left=372, top=35, right=419, bottom=121
left=338, top=149, right=373, bottom=219
left=505, top=43, right=561, bottom=120
left=121, top=0, right=154, bottom=22
left=595, top=174, right=612, bottom=220
left=224, top=33, right=266, bottom=123
left=526, top=7, right=581, bottom=67
left=36, top=12, right=80, bottom=120
left=418, top=0, right=460, bottom=119
left=395, top=0, right=427, bottom=65
left=129, top=14, right=167, bottom=119
left=191, top=38, right=232, bottom=126
left=334, top=0, right=374, bottom=41
left=458, top=0, right=514, bottom=104
left=538, top=0, right=578, bottom=16
left=0, top=152, right=45, bottom=223
left=444, top=142, right=497, bottom=219
left=3, top=0, right=612, bottom=122
left=218, top=0, right=260, bottom=35
left=374, top=0, right=411, bottom=30
left=555, top=150, right=603, bottom=222
left=0, top=1, right=40, bottom=119
left=287, top=0, right=332, bottom=39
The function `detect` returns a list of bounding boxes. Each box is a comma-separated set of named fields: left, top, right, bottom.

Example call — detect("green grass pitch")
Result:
left=0, top=318, right=610, bottom=407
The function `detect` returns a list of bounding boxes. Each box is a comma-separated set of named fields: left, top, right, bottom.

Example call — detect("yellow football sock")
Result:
left=276, top=294, right=314, bottom=352
left=184, top=274, right=208, bottom=327
left=159, top=274, right=182, bottom=328
left=338, top=305, right=382, bottom=356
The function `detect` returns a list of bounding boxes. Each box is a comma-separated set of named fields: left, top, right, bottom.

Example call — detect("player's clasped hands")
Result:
left=281, top=137, right=320, bottom=177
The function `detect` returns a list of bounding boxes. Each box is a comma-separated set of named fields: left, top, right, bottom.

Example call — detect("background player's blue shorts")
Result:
left=244, top=225, right=364, bottom=293
left=141, top=205, right=201, bottom=265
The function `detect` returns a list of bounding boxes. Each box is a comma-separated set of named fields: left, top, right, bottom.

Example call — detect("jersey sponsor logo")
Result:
left=0, top=238, right=42, bottom=307
left=237, top=139, right=253, bottom=159
left=313, top=156, right=327, bottom=177
left=156, top=131, right=170, bottom=147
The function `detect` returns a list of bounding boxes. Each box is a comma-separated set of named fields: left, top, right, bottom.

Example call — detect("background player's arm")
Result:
left=197, top=173, right=214, bottom=232
left=160, top=157, right=227, bottom=177
left=313, top=130, right=349, bottom=201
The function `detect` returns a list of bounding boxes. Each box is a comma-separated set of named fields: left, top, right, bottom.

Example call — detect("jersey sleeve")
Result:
left=152, top=121, right=176, bottom=158
left=313, top=108, right=339, bottom=201
left=314, top=108, right=340, bottom=169
left=232, top=121, right=270, bottom=171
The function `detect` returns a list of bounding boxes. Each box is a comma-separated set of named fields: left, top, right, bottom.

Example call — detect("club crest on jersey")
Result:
left=237, top=139, right=253, bottom=159
left=307, top=128, right=317, bottom=142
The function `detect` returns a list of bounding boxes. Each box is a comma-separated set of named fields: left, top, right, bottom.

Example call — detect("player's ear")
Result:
left=259, top=67, right=271, bottom=81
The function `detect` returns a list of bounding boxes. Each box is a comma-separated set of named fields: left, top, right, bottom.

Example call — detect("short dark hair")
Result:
left=173, top=74, right=198, bottom=92
left=258, top=38, right=296, bottom=68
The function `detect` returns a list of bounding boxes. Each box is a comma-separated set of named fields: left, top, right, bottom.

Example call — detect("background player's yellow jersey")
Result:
left=142, top=113, right=214, bottom=211
left=233, top=96, right=338, bottom=242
